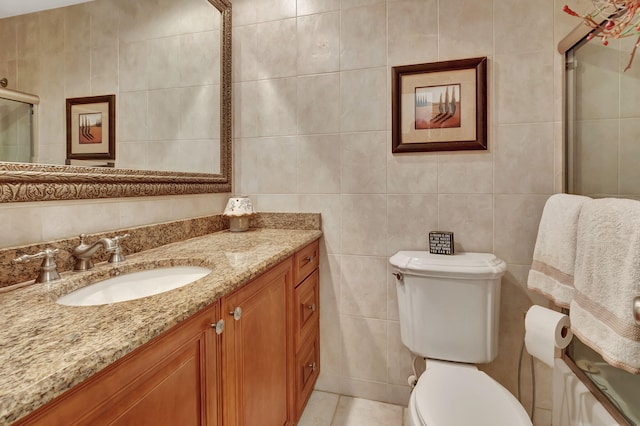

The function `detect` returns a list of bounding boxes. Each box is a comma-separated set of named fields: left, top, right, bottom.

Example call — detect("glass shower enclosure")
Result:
left=0, top=87, right=39, bottom=164
left=564, top=33, right=640, bottom=426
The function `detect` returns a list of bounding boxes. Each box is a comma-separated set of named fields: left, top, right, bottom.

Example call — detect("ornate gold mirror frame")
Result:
left=0, top=0, right=232, bottom=203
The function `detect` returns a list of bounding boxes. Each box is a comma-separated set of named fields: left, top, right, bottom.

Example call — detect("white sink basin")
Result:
left=57, top=266, right=212, bottom=306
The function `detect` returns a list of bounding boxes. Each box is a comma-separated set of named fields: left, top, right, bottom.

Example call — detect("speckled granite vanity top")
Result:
left=0, top=228, right=322, bottom=425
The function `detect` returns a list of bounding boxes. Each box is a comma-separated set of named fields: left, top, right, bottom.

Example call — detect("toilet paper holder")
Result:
left=634, top=297, right=640, bottom=326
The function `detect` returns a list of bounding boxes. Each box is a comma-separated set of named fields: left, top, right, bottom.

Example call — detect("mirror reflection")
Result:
left=0, top=0, right=222, bottom=175
left=0, top=91, right=36, bottom=163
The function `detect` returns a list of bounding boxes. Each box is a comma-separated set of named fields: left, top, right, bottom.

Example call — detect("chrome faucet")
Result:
left=72, top=234, right=117, bottom=271
left=14, top=248, right=61, bottom=283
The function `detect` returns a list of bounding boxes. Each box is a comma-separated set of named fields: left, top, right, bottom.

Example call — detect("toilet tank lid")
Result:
left=389, top=251, right=507, bottom=279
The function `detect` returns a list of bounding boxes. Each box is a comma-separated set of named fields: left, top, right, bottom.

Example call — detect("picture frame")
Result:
left=391, top=57, right=487, bottom=153
left=66, top=95, right=116, bottom=161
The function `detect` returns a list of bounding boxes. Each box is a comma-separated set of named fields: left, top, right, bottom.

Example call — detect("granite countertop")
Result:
left=0, top=228, right=322, bottom=425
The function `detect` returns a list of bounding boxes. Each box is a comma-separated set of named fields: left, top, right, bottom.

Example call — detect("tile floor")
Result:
left=298, top=391, right=406, bottom=426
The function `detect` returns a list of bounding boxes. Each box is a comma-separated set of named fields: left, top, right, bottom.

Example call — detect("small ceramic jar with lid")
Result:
left=223, top=196, right=256, bottom=232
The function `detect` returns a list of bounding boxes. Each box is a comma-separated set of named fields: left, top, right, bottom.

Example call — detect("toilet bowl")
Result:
left=390, top=251, right=532, bottom=426
left=405, top=360, right=531, bottom=426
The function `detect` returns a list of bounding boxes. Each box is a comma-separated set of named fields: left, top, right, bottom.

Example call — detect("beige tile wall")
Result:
left=0, top=193, right=230, bottom=248
left=232, top=0, right=578, bottom=418
left=0, top=0, right=605, bottom=423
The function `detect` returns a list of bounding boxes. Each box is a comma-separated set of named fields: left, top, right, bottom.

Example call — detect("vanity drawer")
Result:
left=294, top=269, right=319, bottom=350
left=294, top=240, right=319, bottom=285
left=295, top=335, right=320, bottom=417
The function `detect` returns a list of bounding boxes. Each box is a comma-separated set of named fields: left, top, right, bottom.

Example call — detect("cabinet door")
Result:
left=16, top=304, right=221, bottom=426
left=222, top=259, right=293, bottom=426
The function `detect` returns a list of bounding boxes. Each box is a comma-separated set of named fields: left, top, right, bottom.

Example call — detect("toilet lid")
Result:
left=414, top=361, right=532, bottom=426
left=390, top=251, right=507, bottom=279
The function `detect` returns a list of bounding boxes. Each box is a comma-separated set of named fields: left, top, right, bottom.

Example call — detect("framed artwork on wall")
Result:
left=391, top=57, right=487, bottom=153
left=66, top=95, right=116, bottom=161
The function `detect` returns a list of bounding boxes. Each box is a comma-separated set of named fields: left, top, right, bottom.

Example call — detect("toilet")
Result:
left=390, top=251, right=532, bottom=426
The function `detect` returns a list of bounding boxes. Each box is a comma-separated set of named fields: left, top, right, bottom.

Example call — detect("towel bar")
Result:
left=634, top=297, right=640, bottom=326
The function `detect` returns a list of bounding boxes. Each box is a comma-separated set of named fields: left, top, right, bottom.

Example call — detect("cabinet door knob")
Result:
left=211, top=319, right=225, bottom=335
left=306, top=362, right=317, bottom=371
left=304, top=255, right=315, bottom=264
left=229, top=307, right=242, bottom=320
left=306, top=303, right=316, bottom=312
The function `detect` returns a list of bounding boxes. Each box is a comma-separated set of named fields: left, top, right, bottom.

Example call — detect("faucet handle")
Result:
left=14, top=248, right=61, bottom=283
left=108, top=233, right=130, bottom=263
left=113, top=233, right=130, bottom=244
left=14, top=248, right=59, bottom=263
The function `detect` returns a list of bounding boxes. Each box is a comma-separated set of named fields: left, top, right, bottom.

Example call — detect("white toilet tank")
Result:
left=390, top=251, right=507, bottom=364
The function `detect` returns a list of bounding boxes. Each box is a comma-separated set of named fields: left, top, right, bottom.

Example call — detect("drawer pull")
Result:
left=306, top=303, right=316, bottom=312
left=229, top=307, right=242, bottom=320
left=306, top=362, right=317, bottom=371
left=303, top=255, right=315, bottom=265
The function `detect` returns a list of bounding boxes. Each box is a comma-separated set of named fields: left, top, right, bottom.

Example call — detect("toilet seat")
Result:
left=412, top=360, right=532, bottom=426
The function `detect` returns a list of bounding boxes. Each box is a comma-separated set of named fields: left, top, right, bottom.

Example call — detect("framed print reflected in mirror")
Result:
left=66, top=95, right=115, bottom=162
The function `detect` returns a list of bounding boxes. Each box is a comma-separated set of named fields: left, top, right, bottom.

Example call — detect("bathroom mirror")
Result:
left=0, top=0, right=232, bottom=202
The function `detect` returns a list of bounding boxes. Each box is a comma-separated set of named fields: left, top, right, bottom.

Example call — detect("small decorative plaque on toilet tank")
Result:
left=429, top=231, right=454, bottom=255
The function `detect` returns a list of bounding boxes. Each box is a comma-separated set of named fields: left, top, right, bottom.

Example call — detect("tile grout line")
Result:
left=329, top=394, right=342, bottom=426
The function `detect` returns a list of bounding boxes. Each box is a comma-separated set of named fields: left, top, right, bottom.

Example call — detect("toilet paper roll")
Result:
left=524, top=305, right=572, bottom=367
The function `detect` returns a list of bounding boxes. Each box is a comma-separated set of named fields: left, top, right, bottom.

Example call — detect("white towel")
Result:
left=571, top=198, right=640, bottom=374
left=527, top=194, right=590, bottom=308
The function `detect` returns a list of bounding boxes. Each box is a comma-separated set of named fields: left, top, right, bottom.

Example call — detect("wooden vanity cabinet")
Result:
left=292, top=241, right=320, bottom=422
left=16, top=303, right=221, bottom=426
left=14, top=239, right=320, bottom=426
left=221, top=259, right=293, bottom=426
left=220, top=239, right=320, bottom=426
